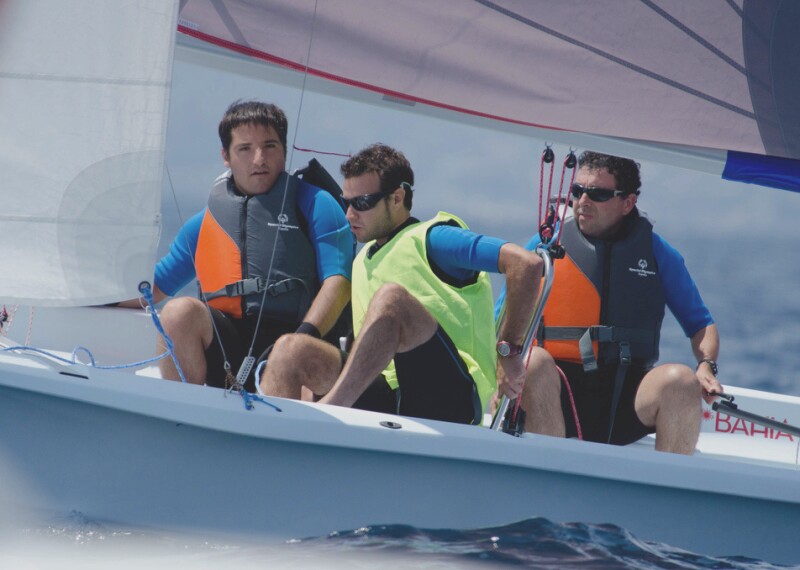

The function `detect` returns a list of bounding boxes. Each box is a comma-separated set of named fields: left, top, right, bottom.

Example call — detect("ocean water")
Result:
left=4, top=514, right=794, bottom=569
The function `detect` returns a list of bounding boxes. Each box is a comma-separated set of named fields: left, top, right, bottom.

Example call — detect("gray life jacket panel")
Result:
left=553, top=214, right=666, bottom=369
left=202, top=171, right=318, bottom=321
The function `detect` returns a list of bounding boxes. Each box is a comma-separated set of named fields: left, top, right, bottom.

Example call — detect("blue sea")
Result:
left=6, top=512, right=796, bottom=569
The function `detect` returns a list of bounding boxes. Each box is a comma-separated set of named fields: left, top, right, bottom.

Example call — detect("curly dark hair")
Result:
left=218, top=100, right=288, bottom=155
left=578, top=151, right=641, bottom=195
left=340, top=143, right=415, bottom=209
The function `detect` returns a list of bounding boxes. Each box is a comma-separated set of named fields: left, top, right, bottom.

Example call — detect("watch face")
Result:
left=497, top=341, right=521, bottom=357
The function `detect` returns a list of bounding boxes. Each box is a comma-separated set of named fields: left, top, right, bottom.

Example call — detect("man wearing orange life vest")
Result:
left=122, top=101, right=353, bottom=392
left=496, top=151, right=723, bottom=454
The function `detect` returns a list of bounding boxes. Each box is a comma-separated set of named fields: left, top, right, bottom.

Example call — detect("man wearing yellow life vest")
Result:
left=261, top=143, right=543, bottom=424
left=121, top=101, right=353, bottom=392
left=496, top=151, right=723, bottom=454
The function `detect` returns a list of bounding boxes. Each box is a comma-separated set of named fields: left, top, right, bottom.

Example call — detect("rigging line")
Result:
left=472, top=0, right=756, bottom=120
left=724, top=0, right=744, bottom=19
left=639, top=0, right=747, bottom=77
left=286, top=0, right=321, bottom=174
left=293, top=145, right=351, bottom=158
left=209, top=0, right=250, bottom=47
left=245, top=0, right=321, bottom=361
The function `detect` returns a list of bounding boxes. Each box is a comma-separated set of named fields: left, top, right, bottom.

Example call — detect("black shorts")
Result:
left=353, top=325, right=482, bottom=425
left=204, top=308, right=295, bottom=392
left=557, top=360, right=655, bottom=445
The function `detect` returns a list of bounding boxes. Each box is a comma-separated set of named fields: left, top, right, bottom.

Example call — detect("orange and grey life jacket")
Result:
left=194, top=171, right=317, bottom=321
left=539, top=214, right=665, bottom=371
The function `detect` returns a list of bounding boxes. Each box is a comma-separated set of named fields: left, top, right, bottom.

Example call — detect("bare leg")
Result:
left=635, top=363, right=702, bottom=454
left=260, top=333, right=343, bottom=399
left=320, top=283, right=438, bottom=408
left=157, top=297, right=213, bottom=384
left=520, top=347, right=566, bottom=437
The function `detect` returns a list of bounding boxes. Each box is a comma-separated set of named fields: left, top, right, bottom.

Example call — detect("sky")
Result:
left=160, top=51, right=800, bottom=393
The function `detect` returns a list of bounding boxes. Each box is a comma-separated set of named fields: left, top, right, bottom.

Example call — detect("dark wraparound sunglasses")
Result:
left=570, top=183, right=627, bottom=203
left=342, top=189, right=391, bottom=211
left=343, top=182, right=413, bottom=212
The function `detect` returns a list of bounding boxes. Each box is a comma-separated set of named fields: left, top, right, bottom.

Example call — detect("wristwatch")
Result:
left=496, top=341, right=524, bottom=358
left=697, top=358, right=718, bottom=376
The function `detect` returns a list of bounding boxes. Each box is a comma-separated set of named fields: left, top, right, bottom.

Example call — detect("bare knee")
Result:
left=365, top=283, right=436, bottom=343
left=268, top=333, right=318, bottom=368
left=159, top=297, right=208, bottom=333
left=524, top=348, right=561, bottom=391
left=369, top=283, right=416, bottom=319
left=660, top=364, right=702, bottom=400
left=636, top=363, right=702, bottom=426
left=262, top=333, right=340, bottom=397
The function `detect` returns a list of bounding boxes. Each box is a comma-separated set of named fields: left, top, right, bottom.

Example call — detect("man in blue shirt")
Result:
left=261, top=143, right=543, bottom=424
left=122, top=101, right=353, bottom=392
left=496, top=151, right=723, bottom=454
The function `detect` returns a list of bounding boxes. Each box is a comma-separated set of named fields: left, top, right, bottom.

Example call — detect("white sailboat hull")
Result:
left=1, top=308, right=799, bottom=564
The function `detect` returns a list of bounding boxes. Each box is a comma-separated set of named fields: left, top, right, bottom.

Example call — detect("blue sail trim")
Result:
left=722, top=151, right=800, bottom=194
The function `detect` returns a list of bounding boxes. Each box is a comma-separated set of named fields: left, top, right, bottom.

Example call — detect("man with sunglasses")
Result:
left=261, top=143, right=543, bottom=424
left=496, top=150, right=722, bottom=454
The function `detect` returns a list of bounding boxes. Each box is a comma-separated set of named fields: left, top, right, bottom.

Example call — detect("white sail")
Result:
left=175, top=0, right=799, bottom=161
left=0, top=0, right=178, bottom=305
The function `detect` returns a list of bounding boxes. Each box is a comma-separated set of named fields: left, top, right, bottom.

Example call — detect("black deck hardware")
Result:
left=712, top=394, right=800, bottom=438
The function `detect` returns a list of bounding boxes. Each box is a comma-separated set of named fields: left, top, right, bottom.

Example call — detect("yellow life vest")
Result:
left=351, top=212, right=497, bottom=413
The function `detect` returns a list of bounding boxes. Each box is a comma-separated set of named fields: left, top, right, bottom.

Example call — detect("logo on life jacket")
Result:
left=628, top=258, right=656, bottom=278
left=269, top=212, right=299, bottom=231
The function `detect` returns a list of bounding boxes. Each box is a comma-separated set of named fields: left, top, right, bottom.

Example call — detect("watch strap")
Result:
left=697, top=358, right=718, bottom=376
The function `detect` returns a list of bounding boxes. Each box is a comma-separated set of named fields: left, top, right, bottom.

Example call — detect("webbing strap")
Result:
left=541, top=325, right=655, bottom=372
left=204, top=277, right=300, bottom=301
left=607, top=341, right=631, bottom=443
left=579, top=327, right=599, bottom=372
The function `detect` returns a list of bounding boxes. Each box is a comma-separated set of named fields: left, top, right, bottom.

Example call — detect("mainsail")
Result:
left=0, top=0, right=177, bottom=305
left=176, top=0, right=800, bottom=166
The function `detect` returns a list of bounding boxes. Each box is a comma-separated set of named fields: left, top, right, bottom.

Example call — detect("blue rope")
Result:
left=238, top=388, right=282, bottom=412
left=71, top=346, right=96, bottom=366
left=2, top=345, right=80, bottom=365
left=4, top=344, right=282, bottom=413
left=140, top=282, right=188, bottom=383
left=1, top=345, right=169, bottom=370
left=91, top=352, right=170, bottom=369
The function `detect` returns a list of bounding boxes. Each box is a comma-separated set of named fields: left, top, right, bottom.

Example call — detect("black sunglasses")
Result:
left=570, top=183, right=626, bottom=203
left=342, top=189, right=390, bottom=212
left=342, top=182, right=412, bottom=212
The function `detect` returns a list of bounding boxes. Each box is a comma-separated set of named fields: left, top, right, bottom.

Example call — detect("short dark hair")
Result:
left=218, top=100, right=288, bottom=155
left=340, top=143, right=415, bottom=210
left=578, top=151, right=641, bottom=195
